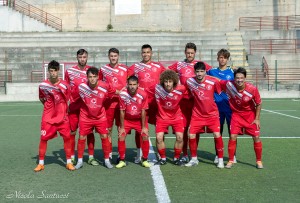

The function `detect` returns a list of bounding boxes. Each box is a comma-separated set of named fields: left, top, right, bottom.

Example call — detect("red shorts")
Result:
left=230, top=112, right=260, bottom=137
left=147, top=102, right=157, bottom=125
left=189, top=116, right=220, bottom=134
left=106, top=107, right=120, bottom=128
left=79, top=118, right=108, bottom=135
left=123, top=119, right=148, bottom=135
left=156, top=118, right=185, bottom=134
left=40, top=119, right=70, bottom=141
left=180, top=98, right=194, bottom=127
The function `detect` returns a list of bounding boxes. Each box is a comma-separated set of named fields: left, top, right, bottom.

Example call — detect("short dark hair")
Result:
left=160, top=70, right=179, bottom=88
left=86, top=67, right=99, bottom=76
left=77, top=49, right=88, bottom=56
left=217, top=48, right=230, bottom=59
left=108, top=48, right=119, bottom=55
left=194, top=61, right=206, bottom=71
left=185, top=42, right=197, bottom=52
left=48, top=60, right=60, bottom=71
left=127, top=75, right=138, bottom=83
left=234, top=67, right=247, bottom=78
left=141, top=44, right=152, bottom=51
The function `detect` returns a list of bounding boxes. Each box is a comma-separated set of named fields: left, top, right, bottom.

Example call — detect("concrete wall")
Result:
left=20, top=0, right=299, bottom=32
left=0, top=83, right=298, bottom=102
left=0, top=7, right=56, bottom=32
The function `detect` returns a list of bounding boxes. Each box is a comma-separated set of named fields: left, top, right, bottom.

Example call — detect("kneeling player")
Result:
left=75, top=67, right=117, bottom=169
left=34, top=60, right=75, bottom=172
left=154, top=70, right=186, bottom=166
left=186, top=62, right=224, bottom=168
left=117, top=76, right=150, bottom=168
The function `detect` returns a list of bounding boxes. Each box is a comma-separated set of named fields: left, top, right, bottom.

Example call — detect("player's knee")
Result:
left=142, top=135, right=149, bottom=141
left=189, top=134, right=196, bottom=139
left=156, top=137, right=164, bottom=144
left=100, top=134, right=108, bottom=139
left=79, top=135, right=86, bottom=140
left=253, top=136, right=260, bottom=142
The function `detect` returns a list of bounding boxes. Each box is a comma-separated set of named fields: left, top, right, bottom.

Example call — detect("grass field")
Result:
left=0, top=99, right=299, bottom=202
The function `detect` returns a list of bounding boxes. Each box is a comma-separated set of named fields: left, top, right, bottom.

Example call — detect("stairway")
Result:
left=226, top=31, right=249, bottom=68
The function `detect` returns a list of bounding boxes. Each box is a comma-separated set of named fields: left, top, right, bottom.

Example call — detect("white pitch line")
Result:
left=262, top=109, right=300, bottom=120
left=149, top=137, right=300, bottom=139
left=148, top=139, right=171, bottom=203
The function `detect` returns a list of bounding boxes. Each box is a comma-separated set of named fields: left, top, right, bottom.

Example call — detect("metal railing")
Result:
left=239, top=15, right=300, bottom=30
left=249, top=39, right=299, bottom=54
left=0, top=70, right=13, bottom=87
left=1, top=0, right=7, bottom=6
left=11, top=0, right=62, bottom=31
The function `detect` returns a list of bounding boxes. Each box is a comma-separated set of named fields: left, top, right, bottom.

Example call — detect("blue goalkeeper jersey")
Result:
left=207, top=66, right=234, bottom=113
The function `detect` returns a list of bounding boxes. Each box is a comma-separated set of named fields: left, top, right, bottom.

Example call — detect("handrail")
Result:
left=262, top=56, right=270, bottom=90
left=239, top=15, right=300, bottom=30
left=12, top=0, right=62, bottom=31
left=1, top=0, right=8, bottom=6
left=250, top=39, right=299, bottom=54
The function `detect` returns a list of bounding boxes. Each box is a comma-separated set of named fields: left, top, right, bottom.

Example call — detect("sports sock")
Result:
left=101, top=138, right=110, bottom=159
left=189, top=138, right=197, bottom=158
left=78, top=158, right=83, bottom=163
left=77, top=139, right=86, bottom=159
left=214, top=136, right=224, bottom=158
left=142, top=140, right=149, bottom=160
left=182, top=128, right=189, bottom=156
left=228, top=139, right=237, bottom=162
left=39, top=160, right=44, bottom=165
left=87, top=133, right=95, bottom=156
left=38, top=139, right=47, bottom=161
left=174, top=148, right=182, bottom=159
left=70, top=134, right=76, bottom=157
left=254, top=141, right=262, bottom=162
left=63, top=137, right=72, bottom=159
left=66, top=159, right=72, bottom=164
left=158, top=148, right=166, bottom=159
left=118, top=140, right=126, bottom=160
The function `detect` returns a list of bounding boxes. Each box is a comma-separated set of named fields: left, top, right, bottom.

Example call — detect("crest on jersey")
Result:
left=243, top=96, right=250, bottom=101
left=132, top=106, right=137, bottom=111
left=145, top=73, right=151, bottom=78
left=112, top=77, right=118, bottom=83
left=185, top=69, right=192, bottom=74
left=91, top=98, right=97, bottom=104
left=226, top=75, right=232, bottom=80
left=206, top=84, right=212, bottom=90
left=166, top=102, right=172, bottom=107
left=152, top=67, right=157, bottom=72
left=55, top=95, right=60, bottom=101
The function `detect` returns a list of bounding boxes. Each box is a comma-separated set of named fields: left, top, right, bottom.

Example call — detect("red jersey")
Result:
left=65, top=65, right=91, bottom=104
left=168, top=60, right=211, bottom=85
left=187, top=76, right=221, bottom=118
left=99, top=63, right=129, bottom=109
left=119, top=87, right=148, bottom=120
left=128, top=61, right=165, bottom=103
left=155, top=84, right=186, bottom=120
left=221, top=81, right=262, bottom=113
left=39, top=79, right=69, bottom=124
left=79, top=81, right=115, bottom=121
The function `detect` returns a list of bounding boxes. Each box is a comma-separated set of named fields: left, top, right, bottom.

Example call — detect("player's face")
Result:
left=77, top=53, right=88, bottom=68
left=195, top=69, right=206, bottom=82
left=109, top=52, right=119, bottom=67
left=127, top=80, right=138, bottom=95
left=234, top=73, right=246, bottom=89
left=87, top=72, right=98, bottom=88
left=163, top=79, right=174, bottom=92
left=217, top=55, right=228, bottom=67
left=141, top=48, right=152, bottom=64
left=185, top=48, right=196, bottom=63
left=48, top=68, right=59, bottom=80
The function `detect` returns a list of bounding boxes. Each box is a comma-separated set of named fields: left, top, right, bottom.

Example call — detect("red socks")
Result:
left=189, top=138, right=198, bottom=158
left=158, top=148, right=166, bottom=159
left=228, top=140, right=237, bottom=162
left=254, top=141, right=262, bottom=162
left=87, top=133, right=95, bottom=156
left=174, top=148, right=182, bottom=159
left=214, top=136, right=224, bottom=158
left=101, top=138, right=110, bottom=159
left=77, top=139, right=86, bottom=159
left=38, top=140, right=47, bottom=160
left=63, top=137, right=72, bottom=159
left=70, top=134, right=76, bottom=156
left=142, top=140, right=149, bottom=160
left=118, top=140, right=126, bottom=160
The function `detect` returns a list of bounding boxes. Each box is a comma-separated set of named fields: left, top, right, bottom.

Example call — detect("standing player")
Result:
left=99, top=48, right=129, bottom=159
left=186, top=62, right=224, bottom=168
left=221, top=67, right=263, bottom=169
left=168, top=42, right=212, bottom=163
left=128, top=44, right=165, bottom=163
left=154, top=70, right=186, bottom=166
left=75, top=67, right=117, bottom=169
left=117, top=76, right=150, bottom=168
left=65, top=49, right=98, bottom=166
left=207, top=48, right=237, bottom=164
left=34, top=60, right=75, bottom=172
